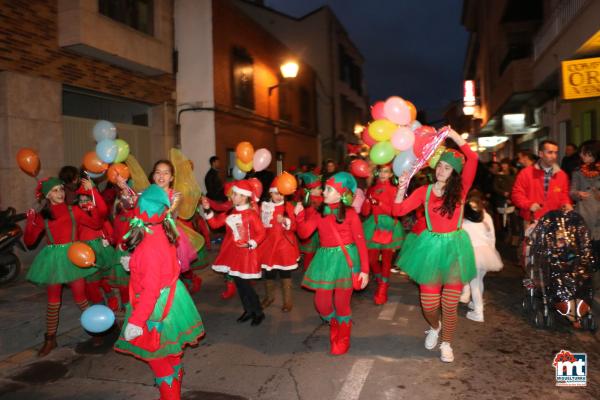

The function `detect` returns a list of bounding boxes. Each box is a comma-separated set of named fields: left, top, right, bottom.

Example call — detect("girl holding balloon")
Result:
left=392, top=129, right=478, bottom=363
left=361, top=163, right=404, bottom=305
left=294, top=172, right=369, bottom=355
left=114, top=184, right=204, bottom=400
left=24, top=177, right=105, bottom=357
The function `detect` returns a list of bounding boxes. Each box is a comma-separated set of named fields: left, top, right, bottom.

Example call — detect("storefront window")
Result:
left=98, top=0, right=154, bottom=35
left=231, top=47, right=255, bottom=110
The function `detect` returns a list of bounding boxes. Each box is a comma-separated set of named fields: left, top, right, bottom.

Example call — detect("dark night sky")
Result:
left=266, top=0, right=469, bottom=122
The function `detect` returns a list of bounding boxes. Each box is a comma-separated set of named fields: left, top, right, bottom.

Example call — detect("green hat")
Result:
left=325, top=172, right=357, bottom=195
left=37, top=177, right=63, bottom=199
left=298, top=172, right=321, bottom=189
left=134, top=184, right=171, bottom=223
left=437, top=149, right=465, bottom=173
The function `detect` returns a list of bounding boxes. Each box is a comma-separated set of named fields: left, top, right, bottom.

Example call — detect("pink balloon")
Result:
left=361, top=127, right=377, bottom=147
left=383, top=96, right=411, bottom=125
left=253, top=148, right=272, bottom=172
left=370, top=101, right=386, bottom=120
left=391, top=126, right=415, bottom=151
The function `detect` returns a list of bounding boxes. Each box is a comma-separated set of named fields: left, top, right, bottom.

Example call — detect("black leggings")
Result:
left=233, top=276, right=262, bottom=315
left=264, top=270, right=291, bottom=280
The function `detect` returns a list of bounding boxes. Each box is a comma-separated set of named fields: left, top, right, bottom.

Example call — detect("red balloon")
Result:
left=361, top=127, right=377, bottom=147
left=68, top=242, right=95, bottom=268
left=247, top=177, right=263, bottom=201
left=16, top=148, right=40, bottom=177
left=350, top=159, right=370, bottom=178
left=370, top=101, right=386, bottom=120
left=413, top=126, right=437, bottom=158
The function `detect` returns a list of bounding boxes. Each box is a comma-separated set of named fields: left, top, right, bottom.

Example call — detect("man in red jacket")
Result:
left=512, top=140, right=573, bottom=226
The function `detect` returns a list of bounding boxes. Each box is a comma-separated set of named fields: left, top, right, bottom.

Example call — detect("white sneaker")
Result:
left=466, top=310, right=484, bottom=322
left=440, top=341, right=454, bottom=363
left=424, top=323, right=441, bottom=350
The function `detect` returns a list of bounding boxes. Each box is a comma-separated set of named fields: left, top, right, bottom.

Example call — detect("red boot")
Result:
left=331, top=321, right=351, bottom=356
left=329, top=319, right=339, bottom=354
left=373, top=282, right=389, bottom=305
left=220, top=280, right=236, bottom=300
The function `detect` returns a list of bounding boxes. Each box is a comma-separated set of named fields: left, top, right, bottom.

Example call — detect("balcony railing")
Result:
left=533, top=0, right=591, bottom=60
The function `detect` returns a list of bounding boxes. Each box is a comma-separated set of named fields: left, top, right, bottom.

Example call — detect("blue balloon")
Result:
left=393, top=150, right=417, bottom=177
left=84, top=170, right=106, bottom=179
left=232, top=165, right=246, bottom=180
left=93, top=120, right=117, bottom=142
left=409, top=120, right=422, bottom=131
left=81, top=305, right=115, bottom=333
left=96, top=139, right=118, bottom=163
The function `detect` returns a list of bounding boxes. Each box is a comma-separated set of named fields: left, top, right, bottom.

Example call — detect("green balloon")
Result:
left=370, top=141, right=395, bottom=165
left=114, top=139, right=130, bottom=163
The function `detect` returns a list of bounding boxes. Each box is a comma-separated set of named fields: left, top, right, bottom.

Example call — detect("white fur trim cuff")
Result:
left=261, top=263, right=298, bottom=271
left=211, top=265, right=262, bottom=279
left=233, top=186, right=253, bottom=197
left=248, top=240, right=257, bottom=249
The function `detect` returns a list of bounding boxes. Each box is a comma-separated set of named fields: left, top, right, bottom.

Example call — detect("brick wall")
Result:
left=0, top=1, right=174, bottom=104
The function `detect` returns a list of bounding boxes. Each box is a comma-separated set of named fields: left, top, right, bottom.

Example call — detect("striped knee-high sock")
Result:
left=75, top=299, right=89, bottom=311
left=46, top=302, right=61, bottom=335
left=441, top=288, right=461, bottom=343
left=420, top=292, right=441, bottom=329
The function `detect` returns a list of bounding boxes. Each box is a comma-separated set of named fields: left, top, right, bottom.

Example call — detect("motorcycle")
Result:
left=0, top=207, right=26, bottom=285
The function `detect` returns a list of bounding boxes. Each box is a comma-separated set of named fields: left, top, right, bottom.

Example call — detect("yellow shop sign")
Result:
left=562, top=57, right=600, bottom=100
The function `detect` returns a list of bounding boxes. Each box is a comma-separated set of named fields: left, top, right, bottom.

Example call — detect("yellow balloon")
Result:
left=368, top=119, right=397, bottom=142
left=236, top=158, right=253, bottom=172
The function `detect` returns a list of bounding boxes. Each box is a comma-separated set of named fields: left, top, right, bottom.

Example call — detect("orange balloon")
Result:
left=68, top=242, right=95, bottom=268
left=276, top=171, right=297, bottom=196
left=16, top=148, right=40, bottom=177
left=405, top=101, right=417, bottom=122
left=236, top=142, right=255, bottom=164
left=107, top=163, right=130, bottom=184
left=83, top=151, right=109, bottom=173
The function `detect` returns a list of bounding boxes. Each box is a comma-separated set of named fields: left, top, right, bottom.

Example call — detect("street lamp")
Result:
left=269, top=61, right=299, bottom=95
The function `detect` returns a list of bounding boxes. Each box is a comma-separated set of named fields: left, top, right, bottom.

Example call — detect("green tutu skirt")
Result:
left=114, top=280, right=205, bottom=361
left=362, top=214, right=405, bottom=250
left=396, top=229, right=476, bottom=285
left=394, top=232, right=417, bottom=271
left=190, top=246, right=209, bottom=271
left=302, top=244, right=360, bottom=290
left=85, top=238, right=116, bottom=282
left=108, top=248, right=130, bottom=287
left=299, top=232, right=320, bottom=253
left=26, top=243, right=97, bottom=285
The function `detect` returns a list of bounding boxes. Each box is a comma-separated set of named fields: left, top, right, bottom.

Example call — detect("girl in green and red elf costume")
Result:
left=75, top=185, right=119, bottom=309
left=114, top=184, right=204, bottom=400
left=393, top=129, right=477, bottom=363
left=295, top=172, right=369, bottom=355
left=24, top=177, right=104, bottom=357
left=361, top=163, right=405, bottom=305
left=202, top=180, right=267, bottom=326
left=296, top=172, right=323, bottom=271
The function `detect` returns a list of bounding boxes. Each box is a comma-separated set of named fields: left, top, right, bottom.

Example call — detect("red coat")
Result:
left=258, top=201, right=299, bottom=270
left=128, top=224, right=179, bottom=327
left=361, top=179, right=397, bottom=217
left=78, top=189, right=109, bottom=241
left=113, top=209, right=134, bottom=248
left=24, top=196, right=104, bottom=246
left=296, top=203, right=369, bottom=273
left=392, top=143, right=478, bottom=233
left=511, top=163, right=571, bottom=220
left=207, top=204, right=266, bottom=279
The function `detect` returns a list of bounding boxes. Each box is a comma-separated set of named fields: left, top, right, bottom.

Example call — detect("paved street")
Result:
left=0, top=247, right=599, bottom=399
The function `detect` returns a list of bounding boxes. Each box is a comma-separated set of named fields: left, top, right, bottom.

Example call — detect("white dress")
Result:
left=463, top=212, right=503, bottom=271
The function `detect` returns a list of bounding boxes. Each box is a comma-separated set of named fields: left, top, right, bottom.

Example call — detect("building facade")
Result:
left=461, top=0, right=600, bottom=160
left=232, top=0, right=369, bottom=164
left=0, top=0, right=176, bottom=210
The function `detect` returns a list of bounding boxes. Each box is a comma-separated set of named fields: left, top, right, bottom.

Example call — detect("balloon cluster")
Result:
left=359, top=97, right=443, bottom=178
left=83, top=120, right=131, bottom=183
left=232, top=142, right=272, bottom=180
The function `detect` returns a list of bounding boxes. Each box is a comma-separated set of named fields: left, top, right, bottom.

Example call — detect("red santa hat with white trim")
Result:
left=232, top=180, right=254, bottom=198
left=269, top=176, right=280, bottom=193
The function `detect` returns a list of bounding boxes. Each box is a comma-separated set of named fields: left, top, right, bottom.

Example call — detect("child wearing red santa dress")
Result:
left=259, top=178, right=300, bottom=312
left=202, top=180, right=267, bottom=326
